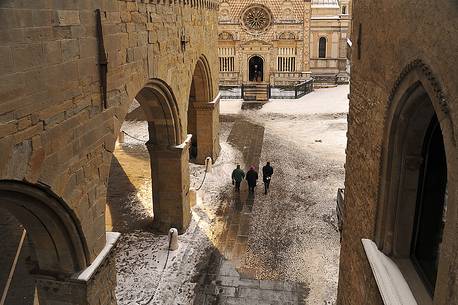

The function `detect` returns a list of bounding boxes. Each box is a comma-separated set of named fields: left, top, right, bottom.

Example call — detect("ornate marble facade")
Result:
left=218, top=0, right=352, bottom=87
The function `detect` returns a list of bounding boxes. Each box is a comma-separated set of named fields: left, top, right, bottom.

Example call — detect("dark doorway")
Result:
left=249, top=56, right=264, bottom=82
left=411, top=114, right=448, bottom=295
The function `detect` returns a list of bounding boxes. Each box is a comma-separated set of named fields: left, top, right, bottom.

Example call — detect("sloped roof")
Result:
left=220, top=0, right=305, bottom=21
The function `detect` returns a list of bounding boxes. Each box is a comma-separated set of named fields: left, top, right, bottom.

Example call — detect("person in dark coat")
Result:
left=231, top=165, right=245, bottom=192
left=262, top=162, right=274, bottom=194
left=246, top=165, right=259, bottom=193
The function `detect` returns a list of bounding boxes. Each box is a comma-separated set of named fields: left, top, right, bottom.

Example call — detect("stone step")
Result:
left=243, top=84, right=269, bottom=102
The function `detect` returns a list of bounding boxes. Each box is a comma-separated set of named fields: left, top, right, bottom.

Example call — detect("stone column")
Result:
left=146, top=136, right=192, bottom=234
left=193, top=95, right=221, bottom=165
left=35, top=233, right=119, bottom=305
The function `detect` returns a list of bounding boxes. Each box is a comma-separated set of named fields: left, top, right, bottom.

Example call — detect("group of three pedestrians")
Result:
left=231, top=162, right=274, bottom=194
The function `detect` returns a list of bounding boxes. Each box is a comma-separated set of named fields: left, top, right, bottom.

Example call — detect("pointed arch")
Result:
left=375, top=60, right=457, bottom=298
left=187, top=54, right=219, bottom=164
left=190, top=55, right=214, bottom=103
left=0, top=180, right=90, bottom=277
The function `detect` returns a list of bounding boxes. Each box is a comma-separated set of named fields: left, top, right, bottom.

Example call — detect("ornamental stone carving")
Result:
left=241, top=5, right=272, bottom=33
left=219, top=32, right=234, bottom=40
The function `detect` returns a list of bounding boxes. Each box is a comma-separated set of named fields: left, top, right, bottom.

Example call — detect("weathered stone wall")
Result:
left=337, top=1, right=458, bottom=305
left=0, top=0, right=219, bottom=263
left=36, top=249, right=117, bottom=305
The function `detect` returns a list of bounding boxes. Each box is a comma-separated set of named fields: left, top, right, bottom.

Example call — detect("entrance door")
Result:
left=249, top=56, right=264, bottom=82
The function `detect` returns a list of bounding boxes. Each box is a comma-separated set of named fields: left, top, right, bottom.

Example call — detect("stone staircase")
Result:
left=242, top=83, right=269, bottom=102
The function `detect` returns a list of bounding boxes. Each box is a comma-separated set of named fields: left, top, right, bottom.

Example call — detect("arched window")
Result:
left=372, top=74, right=454, bottom=301
left=319, top=37, right=327, bottom=58
left=342, top=5, right=347, bottom=14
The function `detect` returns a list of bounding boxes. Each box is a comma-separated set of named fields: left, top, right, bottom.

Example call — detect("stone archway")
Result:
left=0, top=181, right=89, bottom=275
left=117, top=79, right=191, bottom=234
left=0, top=181, right=117, bottom=305
left=249, top=55, right=264, bottom=82
left=187, top=56, right=221, bottom=165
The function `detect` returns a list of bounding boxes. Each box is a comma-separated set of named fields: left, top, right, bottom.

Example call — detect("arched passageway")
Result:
left=106, top=102, right=153, bottom=233
left=109, top=79, right=192, bottom=234
left=187, top=56, right=221, bottom=164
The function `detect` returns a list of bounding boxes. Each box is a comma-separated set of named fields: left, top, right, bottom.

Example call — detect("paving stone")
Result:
left=259, top=279, right=284, bottom=291
left=283, top=282, right=298, bottom=292
left=219, top=259, right=240, bottom=277
left=238, top=287, right=262, bottom=299
left=194, top=119, right=305, bottom=305
left=238, top=278, right=260, bottom=288
left=220, top=286, right=237, bottom=297
left=217, top=275, right=240, bottom=287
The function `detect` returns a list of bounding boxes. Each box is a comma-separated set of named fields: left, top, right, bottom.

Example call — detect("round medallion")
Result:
left=241, top=5, right=272, bottom=32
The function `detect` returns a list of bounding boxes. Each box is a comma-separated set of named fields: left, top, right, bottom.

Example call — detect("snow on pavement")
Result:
left=113, top=85, right=349, bottom=305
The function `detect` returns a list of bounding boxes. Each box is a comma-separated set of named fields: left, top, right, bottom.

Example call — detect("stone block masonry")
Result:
left=336, top=1, right=458, bottom=305
left=0, top=0, right=221, bottom=304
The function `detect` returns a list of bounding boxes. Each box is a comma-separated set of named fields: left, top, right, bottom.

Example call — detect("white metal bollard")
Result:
left=205, top=157, right=213, bottom=173
left=168, top=228, right=179, bottom=251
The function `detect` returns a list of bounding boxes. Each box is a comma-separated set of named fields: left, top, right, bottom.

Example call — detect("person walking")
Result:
left=231, top=165, right=245, bottom=192
left=246, top=165, right=259, bottom=193
left=262, top=162, right=274, bottom=194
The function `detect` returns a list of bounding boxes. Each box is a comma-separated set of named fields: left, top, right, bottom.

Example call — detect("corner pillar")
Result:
left=193, top=94, right=221, bottom=164
left=35, top=233, right=120, bottom=305
left=146, top=137, right=192, bottom=234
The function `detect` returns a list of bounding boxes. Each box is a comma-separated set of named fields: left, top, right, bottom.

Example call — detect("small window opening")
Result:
left=319, top=37, right=327, bottom=58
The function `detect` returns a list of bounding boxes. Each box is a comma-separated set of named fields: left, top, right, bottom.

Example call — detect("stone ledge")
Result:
left=146, top=134, right=193, bottom=153
left=193, top=92, right=221, bottom=110
left=361, top=239, right=418, bottom=305
left=73, top=232, right=121, bottom=282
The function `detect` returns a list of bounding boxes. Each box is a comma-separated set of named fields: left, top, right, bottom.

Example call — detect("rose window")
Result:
left=242, top=5, right=272, bottom=32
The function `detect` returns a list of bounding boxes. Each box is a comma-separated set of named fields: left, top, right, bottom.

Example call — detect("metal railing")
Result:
left=270, top=79, right=314, bottom=99
left=219, top=79, right=314, bottom=100
left=219, top=85, right=242, bottom=99
left=294, top=79, right=314, bottom=98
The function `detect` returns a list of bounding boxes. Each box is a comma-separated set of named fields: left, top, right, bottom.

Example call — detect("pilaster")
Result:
left=193, top=94, right=221, bottom=165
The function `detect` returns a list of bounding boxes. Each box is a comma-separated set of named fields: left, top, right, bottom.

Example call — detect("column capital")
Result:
left=193, top=93, right=221, bottom=110
left=145, top=135, right=192, bottom=155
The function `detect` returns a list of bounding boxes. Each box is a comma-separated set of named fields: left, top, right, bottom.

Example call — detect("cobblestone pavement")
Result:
left=0, top=91, right=345, bottom=305
left=193, top=119, right=308, bottom=305
left=0, top=211, right=37, bottom=305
